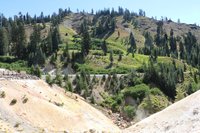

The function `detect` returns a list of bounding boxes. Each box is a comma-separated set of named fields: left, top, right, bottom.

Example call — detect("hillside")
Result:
left=0, top=8, right=200, bottom=132
left=0, top=78, right=119, bottom=132
left=1, top=11, right=200, bottom=74
left=52, top=12, right=200, bottom=74
left=60, top=13, right=200, bottom=46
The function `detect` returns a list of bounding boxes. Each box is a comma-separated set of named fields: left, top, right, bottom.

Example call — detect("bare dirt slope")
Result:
left=124, top=90, right=200, bottom=133
left=0, top=79, right=120, bottom=132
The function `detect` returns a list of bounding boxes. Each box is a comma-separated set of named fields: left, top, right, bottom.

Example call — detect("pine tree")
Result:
left=179, top=41, right=184, bottom=59
left=11, top=22, right=27, bottom=59
left=65, top=80, right=72, bottom=92
left=129, top=32, right=136, bottom=50
left=46, top=30, right=53, bottom=56
left=187, top=83, right=193, bottom=95
left=155, top=21, right=163, bottom=46
left=101, top=40, right=107, bottom=55
left=0, top=27, right=9, bottom=55
left=46, top=74, right=52, bottom=85
left=110, top=18, right=116, bottom=32
left=81, top=20, right=90, bottom=56
left=35, top=65, right=41, bottom=78
left=169, top=29, right=177, bottom=52
left=36, top=48, right=46, bottom=65
left=29, top=24, right=41, bottom=54
left=118, top=53, right=122, bottom=61
left=109, top=50, right=114, bottom=64
left=127, top=32, right=136, bottom=56
left=52, top=26, right=60, bottom=52
left=81, top=32, right=90, bottom=55
left=144, top=32, right=153, bottom=49
left=175, top=88, right=185, bottom=102
left=63, top=43, right=70, bottom=58
left=163, top=34, right=170, bottom=57
left=18, top=22, right=27, bottom=59
left=184, top=31, right=196, bottom=54
left=123, top=9, right=131, bottom=22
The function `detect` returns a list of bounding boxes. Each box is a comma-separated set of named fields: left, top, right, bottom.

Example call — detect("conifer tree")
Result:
left=45, top=30, right=53, bottom=56
left=179, top=41, right=184, bottom=59
left=163, top=34, right=170, bottom=56
left=11, top=22, right=27, bottom=59
left=36, top=48, right=46, bottom=65
left=52, top=26, right=60, bottom=52
left=101, top=40, right=107, bottom=55
left=81, top=21, right=90, bottom=56
left=118, top=53, right=122, bottom=61
left=109, top=50, right=114, bottom=64
left=127, top=32, right=136, bottom=56
left=155, top=21, right=163, bottom=46
left=169, top=29, right=177, bottom=52
left=0, top=27, right=9, bottom=55
left=144, top=32, right=153, bottom=49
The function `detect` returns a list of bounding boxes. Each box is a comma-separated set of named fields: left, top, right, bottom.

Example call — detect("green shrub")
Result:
left=53, top=73, right=63, bottom=87
left=150, top=88, right=164, bottom=96
left=46, top=74, right=52, bottom=85
left=186, top=82, right=198, bottom=95
left=139, top=94, right=169, bottom=114
left=123, top=84, right=149, bottom=101
left=91, top=51, right=104, bottom=56
left=0, top=56, right=17, bottom=63
left=0, top=58, right=30, bottom=73
left=175, top=87, right=186, bottom=102
left=65, top=81, right=73, bottom=92
left=124, top=105, right=136, bottom=118
left=112, top=49, right=124, bottom=54
left=102, top=94, right=122, bottom=112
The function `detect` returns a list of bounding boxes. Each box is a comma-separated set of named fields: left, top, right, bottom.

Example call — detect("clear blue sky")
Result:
left=0, top=0, right=199, bottom=24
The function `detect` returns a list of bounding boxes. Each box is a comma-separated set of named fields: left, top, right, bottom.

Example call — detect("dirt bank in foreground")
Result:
left=0, top=79, right=120, bottom=132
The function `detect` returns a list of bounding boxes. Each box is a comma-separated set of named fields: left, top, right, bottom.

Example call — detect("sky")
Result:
left=0, top=0, right=199, bottom=24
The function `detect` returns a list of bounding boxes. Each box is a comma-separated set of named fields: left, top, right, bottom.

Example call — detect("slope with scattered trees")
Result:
left=0, top=7, right=200, bottom=129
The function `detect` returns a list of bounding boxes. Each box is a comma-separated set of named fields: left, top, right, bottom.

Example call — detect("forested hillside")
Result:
left=0, top=7, right=200, bottom=127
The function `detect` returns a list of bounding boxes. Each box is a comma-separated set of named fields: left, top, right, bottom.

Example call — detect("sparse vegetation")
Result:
left=22, top=97, right=28, bottom=104
left=10, top=99, right=17, bottom=105
left=0, top=91, right=6, bottom=98
left=54, top=102, right=64, bottom=107
left=14, top=122, right=20, bottom=128
left=46, top=74, right=52, bottom=85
